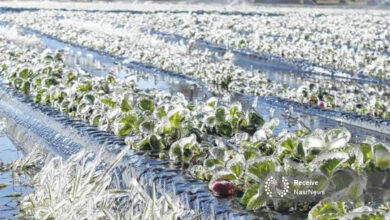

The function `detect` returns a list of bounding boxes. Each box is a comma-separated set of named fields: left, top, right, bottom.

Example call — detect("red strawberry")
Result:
left=318, top=101, right=326, bottom=108
left=211, top=178, right=234, bottom=197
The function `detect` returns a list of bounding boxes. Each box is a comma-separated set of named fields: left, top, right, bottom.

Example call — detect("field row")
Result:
left=0, top=11, right=389, bottom=120
left=1, top=8, right=389, bottom=78
left=0, top=35, right=389, bottom=219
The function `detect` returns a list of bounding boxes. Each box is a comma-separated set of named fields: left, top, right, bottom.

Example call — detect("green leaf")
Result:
left=182, top=148, right=193, bottom=162
left=296, top=142, right=305, bottom=159
left=248, top=112, right=264, bottom=127
left=1, top=63, right=7, bottom=71
left=137, top=98, right=154, bottom=113
left=156, top=107, right=166, bottom=119
left=281, top=137, right=296, bottom=152
left=373, top=144, right=390, bottom=169
left=0, top=183, right=8, bottom=189
left=78, top=81, right=92, bottom=92
left=352, top=213, right=384, bottom=220
left=230, top=162, right=242, bottom=177
left=248, top=160, right=276, bottom=181
left=215, top=108, right=226, bottom=122
left=219, top=173, right=237, bottom=181
left=118, top=124, right=132, bottom=137
left=246, top=192, right=267, bottom=211
left=244, top=149, right=257, bottom=161
left=66, top=73, right=76, bottom=85
left=170, top=145, right=182, bottom=158
left=331, top=169, right=355, bottom=191
left=19, top=68, right=29, bottom=79
left=21, top=81, right=30, bottom=93
left=241, top=183, right=259, bottom=206
left=92, top=115, right=101, bottom=126
left=169, top=112, right=184, bottom=128
left=359, top=143, right=372, bottom=163
left=205, top=158, right=224, bottom=167
left=149, top=135, right=165, bottom=151
left=120, top=98, right=131, bottom=112
left=320, top=158, right=343, bottom=177
left=12, top=78, right=23, bottom=90
left=229, top=104, right=242, bottom=118
left=33, top=78, right=42, bottom=89
left=121, top=114, right=137, bottom=125
left=55, top=53, right=62, bottom=60
left=308, top=202, right=346, bottom=220
left=44, top=78, right=58, bottom=87
left=207, top=97, right=217, bottom=108
left=101, top=98, right=116, bottom=108
left=107, top=75, right=115, bottom=84
left=216, top=122, right=233, bottom=137
left=139, top=120, right=155, bottom=133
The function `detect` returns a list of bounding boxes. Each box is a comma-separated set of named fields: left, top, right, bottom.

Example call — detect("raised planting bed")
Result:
left=0, top=83, right=252, bottom=220
left=0, top=47, right=390, bottom=219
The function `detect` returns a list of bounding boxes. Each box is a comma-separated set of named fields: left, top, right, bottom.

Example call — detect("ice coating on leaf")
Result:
left=327, top=169, right=367, bottom=205
left=337, top=206, right=388, bottom=220
left=308, top=202, right=347, bottom=220
left=233, top=132, right=249, bottom=142
left=206, top=97, right=218, bottom=109
left=168, top=134, right=199, bottom=162
left=325, top=128, right=351, bottom=150
left=311, top=152, right=349, bottom=176
left=226, top=154, right=245, bottom=178
left=251, top=129, right=268, bottom=142
left=283, top=158, right=307, bottom=173
left=229, top=102, right=242, bottom=116
left=312, top=152, right=349, bottom=165
left=276, top=128, right=288, bottom=140
left=373, top=143, right=390, bottom=169
left=349, top=147, right=364, bottom=169
left=262, top=118, right=279, bottom=131
left=303, top=135, right=325, bottom=150
left=246, top=157, right=280, bottom=182
left=209, top=147, right=227, bottom=162
left=275, top=133, right=297, bottom=155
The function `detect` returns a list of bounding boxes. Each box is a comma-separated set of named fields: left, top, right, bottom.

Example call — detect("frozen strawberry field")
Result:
left=0, top=1, right=389, bottom=220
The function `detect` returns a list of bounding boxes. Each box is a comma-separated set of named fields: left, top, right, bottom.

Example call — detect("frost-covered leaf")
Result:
left=215, top=107, right=226, bottom=122
left=137, top=98, right=154, bottom=113
left=247, top=158, right=277, bottom=181
left=226, top=155, right=245, bottom=178
left=373, top=144, right=390, bottom=169
left=169, top=112, right=184, bottom=128
left=216, top=122, right=233, bottom=137
left=101, top=98, right=116, bottom=108
left=120, top=98, right=131, bottom=112
left=205, top=158, right=224, bottom=168
left=246, top=192, right=267, bottom=211
left=320, top=158, right=344, bottom=177
left=359, top=143, right=372, bottom=164
left=308, top=202, right=346, bottom=220
left=241, top=183, right=259, bottom=207
left=207, top=97, right=218, bottom=108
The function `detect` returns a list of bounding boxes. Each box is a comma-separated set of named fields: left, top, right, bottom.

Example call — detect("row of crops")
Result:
left=0, top=3, right=389, bottom=219
left=0, top=9, right=389, bottom=120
